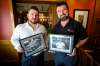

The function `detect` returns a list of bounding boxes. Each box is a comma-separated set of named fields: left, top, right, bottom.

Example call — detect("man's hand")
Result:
left=15, top=47, right=24, bottom=53
left=67, top=48, right=76, bottom=56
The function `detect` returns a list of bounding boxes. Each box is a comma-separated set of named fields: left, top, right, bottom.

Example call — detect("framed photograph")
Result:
left=19, top=33, right=46, bottom=57
left=49, top=34, right=74, bottom=53
left=74, top=9, right=89, bottom=29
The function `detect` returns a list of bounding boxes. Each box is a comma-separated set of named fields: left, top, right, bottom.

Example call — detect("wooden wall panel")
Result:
left=0, top=0, right=14, bottom=40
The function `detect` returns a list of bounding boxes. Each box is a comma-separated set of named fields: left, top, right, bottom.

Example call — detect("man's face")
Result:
left=27, top=9, right=39, bottom=24
left=56, top=5, right=69, bottom=21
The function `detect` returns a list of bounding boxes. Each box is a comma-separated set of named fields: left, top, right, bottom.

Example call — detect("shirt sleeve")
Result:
left=39, top=24, right=47, bottom=34
left=11, top=25, right=22, bottom=50
left=77, top=23, right=88, bottom=40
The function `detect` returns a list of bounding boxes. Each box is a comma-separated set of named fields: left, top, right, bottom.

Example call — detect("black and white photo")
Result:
left=49, top=34, right=74, bottom=53
left=20, top=33, right=46, bottom=57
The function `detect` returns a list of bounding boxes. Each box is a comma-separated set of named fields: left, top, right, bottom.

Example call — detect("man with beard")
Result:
left=52, top=2, right=88, bottom=66
left=11, top=6, right=47, bottom=66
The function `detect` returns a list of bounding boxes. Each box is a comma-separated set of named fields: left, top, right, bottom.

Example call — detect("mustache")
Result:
left=60, top=14, right=66, bottom=17
left=59, top=15, right=69, bottom=21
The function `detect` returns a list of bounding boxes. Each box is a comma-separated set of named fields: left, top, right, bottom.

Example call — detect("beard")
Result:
left=29, top=18, right=38, bottom=24
left=59, top=15, right=69, bottom=21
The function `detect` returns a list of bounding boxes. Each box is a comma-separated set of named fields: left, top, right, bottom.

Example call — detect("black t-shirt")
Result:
left=52, top=17, right=88, bottom=47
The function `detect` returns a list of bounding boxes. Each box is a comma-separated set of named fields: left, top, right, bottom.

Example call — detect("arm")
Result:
left=11, top=25, right=23, bottom=53
left=40, top=25, right=48, bottom=51
left=75, top=37, right=88, bottom=48
left=68, top=22, right=88, bottom=56
left=67, top=38, right=88, bottom=56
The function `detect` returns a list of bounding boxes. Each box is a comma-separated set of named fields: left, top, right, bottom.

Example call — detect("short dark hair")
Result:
left=29, top=6, right=39, bottom=13
left=56, top=2, right=69, bottom=9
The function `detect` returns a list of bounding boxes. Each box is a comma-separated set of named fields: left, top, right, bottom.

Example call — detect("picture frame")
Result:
left=19, top=33, right=46, bottom=57
left=49, top=34, right=74, bottom=53
left=74, top=9, right=89, bottom=29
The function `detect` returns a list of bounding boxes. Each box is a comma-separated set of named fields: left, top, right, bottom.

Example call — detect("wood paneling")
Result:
left=94, top=0, right=100, bottom=36
left=0, top=0, right=14, bottom=40
left=48, top=5, right=57, bottom=28
left=93, top=0, right=100, bottom=47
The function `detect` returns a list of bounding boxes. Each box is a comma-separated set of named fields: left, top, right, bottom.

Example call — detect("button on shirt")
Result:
left=11, top=22, right=47, bottom=56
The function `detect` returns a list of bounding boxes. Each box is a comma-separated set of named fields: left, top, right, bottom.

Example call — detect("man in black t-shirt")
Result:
left=52, top=2, right=88, bottom=66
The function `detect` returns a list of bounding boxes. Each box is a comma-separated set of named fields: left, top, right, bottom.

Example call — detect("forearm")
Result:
left=11, top=39, right=23, bottom=53
left=11, top=33, right=23, bottom=53
left=75, top=37, right=88, bottom=48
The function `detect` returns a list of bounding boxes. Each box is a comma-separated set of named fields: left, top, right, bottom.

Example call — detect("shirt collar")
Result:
left=26, top=22, right=39, bottom=30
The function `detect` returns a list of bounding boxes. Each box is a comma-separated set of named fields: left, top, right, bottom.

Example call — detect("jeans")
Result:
left=21, top=52, right=44, bottom=66
left=54, top=52, right=77, bottom=66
